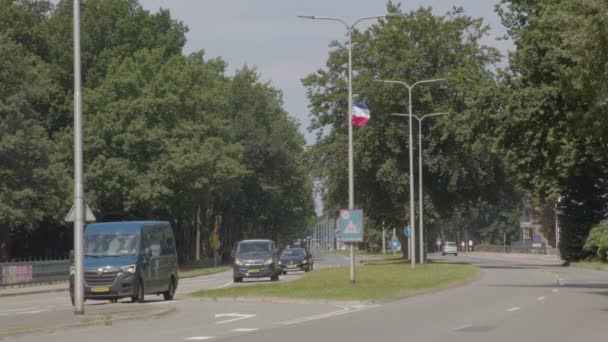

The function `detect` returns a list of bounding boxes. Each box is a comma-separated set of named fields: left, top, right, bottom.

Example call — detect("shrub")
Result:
left=583, top=220, right=608, bottom=262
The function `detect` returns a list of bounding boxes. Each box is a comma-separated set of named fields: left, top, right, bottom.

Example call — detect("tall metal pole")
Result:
left=299, top=14, right=388, bottom=283
left=418, top=117, right=424, bottom=264
left=382, top=221, right=386, bottom=255
left=73, top=0, right=85, bottom=315
left=407, top=87, right=416, bottom=270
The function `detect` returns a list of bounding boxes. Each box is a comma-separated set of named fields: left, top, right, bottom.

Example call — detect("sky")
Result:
left=139, top=0, right=514, bottom=145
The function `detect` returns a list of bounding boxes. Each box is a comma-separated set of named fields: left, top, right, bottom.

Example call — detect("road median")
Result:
left=191, top=258, right=479, bottom=303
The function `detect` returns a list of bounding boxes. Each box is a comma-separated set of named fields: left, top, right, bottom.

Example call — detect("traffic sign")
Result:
left=436, top=239, right=442, bottom=246
left=339, top=209, right=364, bottom=243
left=391, top=240, right=401, bottom=249
left=403, top=225, right=411, bottom=238
left=65, top=202, right=96, bottom=222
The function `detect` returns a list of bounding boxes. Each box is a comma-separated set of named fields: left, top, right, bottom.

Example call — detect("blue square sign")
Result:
left=340, top=209, right=364, bottom=243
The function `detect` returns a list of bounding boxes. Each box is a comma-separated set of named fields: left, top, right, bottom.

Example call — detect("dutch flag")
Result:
left=351, top=101, right=370, bottom=126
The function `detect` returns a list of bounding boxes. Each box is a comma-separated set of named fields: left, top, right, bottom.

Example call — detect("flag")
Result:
left=351, top=101, right=370, bottom=126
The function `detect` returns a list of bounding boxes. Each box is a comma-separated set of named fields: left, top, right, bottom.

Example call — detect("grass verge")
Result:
left=570, top=261, right=608, bottom=272
left=192, top=258, right=478, bottom=302
left=178, top=265, right=231, bottom=279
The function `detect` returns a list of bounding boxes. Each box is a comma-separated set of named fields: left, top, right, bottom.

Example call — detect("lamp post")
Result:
left=391, top=112, right=447, bottom=264
left=377, top=78, right=445, bottom=269
left=300, top=14, right=389, bottom=282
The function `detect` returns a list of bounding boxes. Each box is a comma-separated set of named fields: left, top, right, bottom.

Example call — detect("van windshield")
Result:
left=237, top=242, right=272, bottom=255
left=84, top=233, right=139, bottom=257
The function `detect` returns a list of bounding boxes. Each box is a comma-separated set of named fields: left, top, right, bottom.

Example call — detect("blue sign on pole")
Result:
left=403, top=225, right=411, bottom=238
left=391, top=240, right=401, bottom=249
left=339, top=209, right=364, bottom=242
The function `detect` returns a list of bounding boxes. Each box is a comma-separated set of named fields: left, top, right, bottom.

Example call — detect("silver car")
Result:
left=442, top=241, right=458, bottom=256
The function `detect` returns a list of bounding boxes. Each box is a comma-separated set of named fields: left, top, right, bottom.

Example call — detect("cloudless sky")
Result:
left=139, top=0, right=513, bottom=145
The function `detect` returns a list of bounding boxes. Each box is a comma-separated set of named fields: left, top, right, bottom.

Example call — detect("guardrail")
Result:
left=0, top=259, right=70, bottom=287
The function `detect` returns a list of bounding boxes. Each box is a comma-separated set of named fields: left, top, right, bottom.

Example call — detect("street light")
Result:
left=391, top=112, right=448, bottom=264
left=376, top=78, right=446, bottom=270
left=300, top=14, right=391, bottom=283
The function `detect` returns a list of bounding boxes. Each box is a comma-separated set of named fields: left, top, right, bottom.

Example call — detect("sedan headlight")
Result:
left=235, top=258, right=243, bottom=266
left=264, top=258, right=274, bottom=265
left=278, top=260, right=284, bottom=265
left=121, top=265, right=136, bottom=273
left=302, top=260, right=308, bottom=264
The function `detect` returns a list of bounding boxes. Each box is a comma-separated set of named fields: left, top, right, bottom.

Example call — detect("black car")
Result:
left=233, top=239, right=280, bottom=282
left=279, top=248, right=313, bottom=274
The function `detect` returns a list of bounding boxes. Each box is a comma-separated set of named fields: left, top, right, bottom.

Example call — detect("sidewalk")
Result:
left=0, top=282, right=68, bottom=297
left=0, top=301, right=176, bottom=338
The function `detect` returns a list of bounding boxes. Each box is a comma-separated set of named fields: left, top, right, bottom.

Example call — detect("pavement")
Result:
left=3, top=251, right=608, bottom=341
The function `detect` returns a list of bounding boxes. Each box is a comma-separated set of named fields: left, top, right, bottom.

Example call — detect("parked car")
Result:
left=233, top=239, right=280, bottom=282
left=69, top=221, right=178, bottom=305
left=279, top=248, right=313, bottom=274
left=442, top=241, right=458, bottom=256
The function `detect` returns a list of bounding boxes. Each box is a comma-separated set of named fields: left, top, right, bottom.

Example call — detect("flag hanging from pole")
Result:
left=351, top=101, right=370, bottom=126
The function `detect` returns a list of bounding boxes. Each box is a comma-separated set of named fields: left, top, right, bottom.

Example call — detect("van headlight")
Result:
left=302, top=260, right=308, bottom=264
left=235, top=258, right=243, bottom=266
left=264, top=258, right=274, bottom=265
left=70, top=266, right=75, bottom=275
left=121, top=265, right=136, bottom=274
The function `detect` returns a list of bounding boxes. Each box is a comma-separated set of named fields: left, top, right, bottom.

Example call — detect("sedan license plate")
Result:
left=91, top=286, right=110, bottom=293
left=288, top=265, right=297, bottom=269
left=248, top=268, right=260, bottom=273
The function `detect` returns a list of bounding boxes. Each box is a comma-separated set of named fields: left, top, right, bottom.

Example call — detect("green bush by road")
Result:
left=192, top=259, right=478, bottom=302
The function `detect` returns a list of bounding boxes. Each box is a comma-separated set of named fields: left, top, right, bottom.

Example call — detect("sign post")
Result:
left=436, top=239, right=442, bottom=253
left=403, top=225, right=411, bottom=260
left=340, top=209, right=364, bottom=283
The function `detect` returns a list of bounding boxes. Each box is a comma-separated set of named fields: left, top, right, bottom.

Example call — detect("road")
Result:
left=3, top=252, right=608, bottom=341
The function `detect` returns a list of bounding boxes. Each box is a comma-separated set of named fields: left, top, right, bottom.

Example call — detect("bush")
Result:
left=583, top=220, right=608, bottom=262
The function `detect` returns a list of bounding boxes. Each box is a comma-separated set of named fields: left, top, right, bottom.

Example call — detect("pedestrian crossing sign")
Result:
left=339, top=209, right=364, bottom=242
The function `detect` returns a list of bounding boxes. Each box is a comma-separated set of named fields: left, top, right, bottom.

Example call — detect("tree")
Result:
left=304, top=3, right=515, bottom=252
left=497, top=0, right=608, bottom=261
left=0, top=34, right=68, bottom=260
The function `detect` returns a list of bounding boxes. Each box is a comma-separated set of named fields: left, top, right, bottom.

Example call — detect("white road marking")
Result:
left=215, top=281, right=233, bottom=289
left=552, top=289, right=559, bottom=292
left=277, top=304, right=379, bottom=325
left=20, top=310, right=43, bottom=314
left=453, top=324, right=473, bottom=331
left=183, top=337, right=213, bottom=341
left=507, top=307, right=520, bottom=312
left=0, top=307, right=37, bottom=314
left=537, top=296, right=545, bottom=301
left=145, top=300, right=178, bottom=305
left=232, top=328, right=258, bottom=332
left=215, top=313, right=256, bottom=324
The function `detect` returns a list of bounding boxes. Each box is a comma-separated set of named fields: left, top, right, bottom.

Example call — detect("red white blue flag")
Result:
left=351, top=101, right=370, bottom=126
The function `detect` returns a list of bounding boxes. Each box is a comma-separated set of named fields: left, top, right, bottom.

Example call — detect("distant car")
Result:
left=279, top=248, right=313, bottom=274
left=233, top=239, right=280, bottom=282
left=442, top=241, right=458, bottom=256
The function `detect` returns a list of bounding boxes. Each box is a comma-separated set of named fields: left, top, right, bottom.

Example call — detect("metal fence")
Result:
left=0, top=259, right=70, bottom=287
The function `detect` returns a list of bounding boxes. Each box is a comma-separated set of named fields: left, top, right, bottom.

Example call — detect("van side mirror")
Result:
left=69, top=250, right=74, bottom=261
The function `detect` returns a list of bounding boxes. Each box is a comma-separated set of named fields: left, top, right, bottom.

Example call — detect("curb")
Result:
left=0, top=305, right=177, bottom=338
left=0, top=286, right=68, bottom=298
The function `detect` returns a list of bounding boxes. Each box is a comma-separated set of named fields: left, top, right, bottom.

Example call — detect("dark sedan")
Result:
left=279, top=248, right=313, bottom=274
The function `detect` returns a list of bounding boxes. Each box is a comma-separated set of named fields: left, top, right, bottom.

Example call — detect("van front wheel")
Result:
left=132, top=279, right=145, bottom=303
left=163, top=278, right=175, bottom=301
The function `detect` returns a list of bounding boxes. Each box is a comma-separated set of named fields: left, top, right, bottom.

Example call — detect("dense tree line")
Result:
left=306, top=1, right=607, bottom=261
left=0, top=0, right=314, bottom=262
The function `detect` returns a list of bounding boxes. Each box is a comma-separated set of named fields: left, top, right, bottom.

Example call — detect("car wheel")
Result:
left=70, top=294, right=74, bottom=306
left=282, top=271, right=287, bottom=275
left=442, top=253, right=446, bottom=256
left=233, top=276, right=243, bottom=283
left=132, top=279, right=144, bottom=303
left=455, top=253, right=458, bottom=256
left=163, top=278, right=175, bottom=301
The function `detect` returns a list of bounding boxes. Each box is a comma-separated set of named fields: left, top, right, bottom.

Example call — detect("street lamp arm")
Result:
left=375, top=79, right=411, bottom=88
left=352, top=15, right=388, bottom=28
left=391, top=113, right=421, bottom=121
left=420, top=112, right=448, bottom=122
left=298, top=15, right=349, bottom=29
left=412, top=78, right=446, bottom=88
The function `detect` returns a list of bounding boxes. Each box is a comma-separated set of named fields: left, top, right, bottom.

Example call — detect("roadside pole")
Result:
left=382, top=221, right=386, bottom=255
left=392, top=228, right=396, bottom=256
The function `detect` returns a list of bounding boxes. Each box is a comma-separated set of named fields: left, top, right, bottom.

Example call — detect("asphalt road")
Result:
left=4, top=252, right=608, bottom=342
left=0, top=252, right=349, bottom=319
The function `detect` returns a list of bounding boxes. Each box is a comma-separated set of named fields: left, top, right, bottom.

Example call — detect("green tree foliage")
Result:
left=0, top=0, right=314, bottom=260
left=304, top=3, right=517, bottom=247
left=497, top=0, right=608, bottom=261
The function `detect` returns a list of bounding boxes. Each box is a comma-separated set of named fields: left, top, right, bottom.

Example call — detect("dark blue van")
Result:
left=69, top=221, right=178, bottom=304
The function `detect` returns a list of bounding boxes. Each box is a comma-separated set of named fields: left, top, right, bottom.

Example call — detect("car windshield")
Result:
left=84, top=233, right=139, bottom=257
left=238, top=242, right=271, bottom=255
left=446, top=242, right=456, bottom=247
left=281, top=249, right=305, bottom=258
